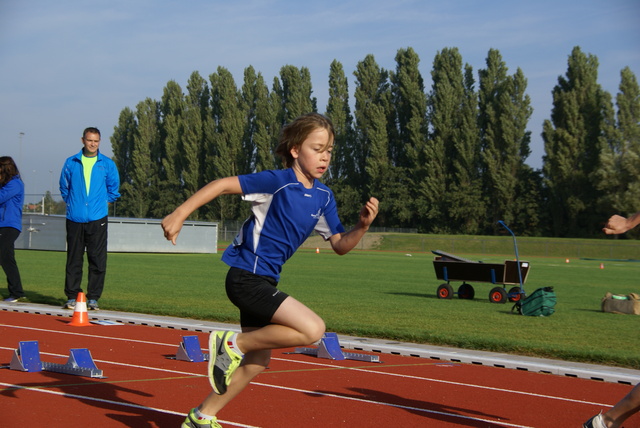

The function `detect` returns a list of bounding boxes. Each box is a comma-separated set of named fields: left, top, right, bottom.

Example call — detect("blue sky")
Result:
left=1, top=0, right=639, bottom=198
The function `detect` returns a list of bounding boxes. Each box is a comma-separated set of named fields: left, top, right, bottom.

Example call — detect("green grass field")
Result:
left=10, top=243, right=640, bottom=370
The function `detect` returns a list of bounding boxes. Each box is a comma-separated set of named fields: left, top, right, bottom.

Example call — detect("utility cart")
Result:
left=432, top=221, right=530, bottom=304
left=432, top=250, right=530, bottom=303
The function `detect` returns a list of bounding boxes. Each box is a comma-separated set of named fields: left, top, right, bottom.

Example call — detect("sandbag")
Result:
left=601, top=292, right=640, bottom=315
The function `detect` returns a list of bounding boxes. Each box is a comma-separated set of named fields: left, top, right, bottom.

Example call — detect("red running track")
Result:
left=1, top=310, right=638, bottom=428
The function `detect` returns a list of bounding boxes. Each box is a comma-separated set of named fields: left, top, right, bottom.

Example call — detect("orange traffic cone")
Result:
left=316, top=247, right=320, bottom=254
left=599, top=263, right=605, bottom=270
left=69, top=292, right=90, bottom=327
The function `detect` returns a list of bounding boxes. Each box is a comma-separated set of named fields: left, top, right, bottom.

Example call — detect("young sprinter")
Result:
left=162, top=113, right=379, bottom=428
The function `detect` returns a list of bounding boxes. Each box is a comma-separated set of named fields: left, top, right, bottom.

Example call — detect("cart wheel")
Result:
left=508, top=287, right=523, bottom=302
left=437, top=283, right=454, bottom=299
left=458, top=283, right=475, bottom=300
left=489, top=287, right=507, bottom=304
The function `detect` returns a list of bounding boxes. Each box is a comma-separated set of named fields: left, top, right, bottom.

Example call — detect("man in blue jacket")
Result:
left=59, top=127, right=120, bottom=310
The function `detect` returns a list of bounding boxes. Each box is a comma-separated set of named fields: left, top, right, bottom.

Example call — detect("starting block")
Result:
left=174, top=335, right=209, bottom=362
left=43, top=348, right=104, bottom=378
left=9, top=341, right=105, bottom=378
left=291, top=333, right=381, bottom=363
left=10, top=341, right=42, bottom=372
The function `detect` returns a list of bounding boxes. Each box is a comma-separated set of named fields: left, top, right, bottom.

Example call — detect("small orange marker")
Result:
left=69, top=292, right=90, bottom=327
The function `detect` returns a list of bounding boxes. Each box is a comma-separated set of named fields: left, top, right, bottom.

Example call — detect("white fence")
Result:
left=17, top=214, right=218, bottom=254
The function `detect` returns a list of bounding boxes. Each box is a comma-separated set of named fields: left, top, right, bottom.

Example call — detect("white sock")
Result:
left=194, top=408, right=214, bottom=420
left=594, top=413, right=607, bottom=428
left=227, top=332, right=244, bottom=356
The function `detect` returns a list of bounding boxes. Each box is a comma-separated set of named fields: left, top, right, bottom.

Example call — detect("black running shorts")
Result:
left=225, top=267, right=289, bottom=328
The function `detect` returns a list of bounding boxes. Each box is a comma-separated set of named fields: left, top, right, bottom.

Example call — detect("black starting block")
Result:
left=173, top=335, right=209, bottom=362
left=9, top=340, right=105, bottom=378
left=290, top=332, right=381, bottom=363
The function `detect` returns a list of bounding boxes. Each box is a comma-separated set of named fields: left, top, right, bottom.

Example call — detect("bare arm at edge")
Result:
left=162, top=176, right=242, bottom=245
left=603, top=211, right=640, bottom=235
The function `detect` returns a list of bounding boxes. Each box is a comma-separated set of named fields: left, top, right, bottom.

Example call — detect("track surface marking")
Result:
left=1, top=311, right=638, bottom=427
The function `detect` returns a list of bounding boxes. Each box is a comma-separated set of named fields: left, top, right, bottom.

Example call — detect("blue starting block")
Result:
left=174, top=335, right=209, bottom=362
left=9, top=341, right=105, bottom=378
left=291, top=333, right=381, bottom=363
left=43, top=348, right=104, bottom=378
left=10, top=341, right=43, bottom=372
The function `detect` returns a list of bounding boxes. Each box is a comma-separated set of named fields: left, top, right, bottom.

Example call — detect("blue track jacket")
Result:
left=0, top=175, right=24, bottom=232
left=60, top=149, right=120, bottom=223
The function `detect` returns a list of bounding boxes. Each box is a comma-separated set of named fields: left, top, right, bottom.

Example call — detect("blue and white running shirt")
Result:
left=221, top=168, right=345, bottom=280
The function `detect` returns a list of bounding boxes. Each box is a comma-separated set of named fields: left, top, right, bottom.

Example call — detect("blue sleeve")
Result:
left=106, top=159, right=121, bottom=202
left=59, top=159, right=71, bottom=203
left=238, top=170, right=281, bottom=195
left=0, top=179, right=20, bottom=205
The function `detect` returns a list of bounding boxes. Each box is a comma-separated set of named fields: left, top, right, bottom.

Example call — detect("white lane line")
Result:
left=250, top=381, right=537, bottom=428
left=273, top=357, right=614, bottom=408
left=0, top=381, right=257, bottom=427
left=0, top=324, right=615, bottom=410
left=0, top=323, right=177, bottom=348
left=0, top=376, right=531, bottom=428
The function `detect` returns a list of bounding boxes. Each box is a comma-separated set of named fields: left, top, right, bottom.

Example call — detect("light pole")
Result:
left=49, top=170, right=54, bottom=215
left=19, top=132, right=24, bottom=168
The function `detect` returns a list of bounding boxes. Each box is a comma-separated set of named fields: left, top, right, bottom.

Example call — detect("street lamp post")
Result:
left=49, top=170, right=54, bottom=215
left=19, top=132, right=24, bottom=168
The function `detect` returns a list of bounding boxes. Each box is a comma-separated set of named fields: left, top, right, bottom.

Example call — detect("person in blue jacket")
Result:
left=59, top=127, right=120, bottom=310
left=0, top=156, right=25, bottom=302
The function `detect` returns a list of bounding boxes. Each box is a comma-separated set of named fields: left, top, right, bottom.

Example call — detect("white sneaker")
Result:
left=583, top=412, right=607, bottom=428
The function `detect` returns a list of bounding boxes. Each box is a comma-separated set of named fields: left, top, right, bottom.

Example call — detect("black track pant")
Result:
left=0, top=227, right=24, bottom=298
left=64, top=217, right=108, bottom=301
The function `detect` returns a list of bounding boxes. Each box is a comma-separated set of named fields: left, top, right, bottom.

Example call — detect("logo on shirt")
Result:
left=311, top=209, right=322, bottom=220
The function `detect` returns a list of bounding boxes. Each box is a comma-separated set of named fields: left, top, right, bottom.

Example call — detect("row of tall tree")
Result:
left=110, top=46, right=640, bottom=238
